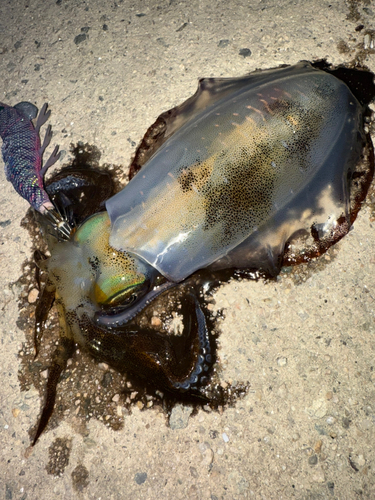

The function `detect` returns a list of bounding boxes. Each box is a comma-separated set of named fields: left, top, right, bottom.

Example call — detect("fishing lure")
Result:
left=0, top=101, right=70, bottom=238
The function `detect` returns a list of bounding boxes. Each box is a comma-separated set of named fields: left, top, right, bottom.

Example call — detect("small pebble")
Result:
left=307, top=399, right=327, bottom=418
left=364, top=33, right=374, bottom=50
left=134, top=472, right=147, bottom=485
left=314, top=424, right=326, bottom=436
left=28, top=288, right=39, bottom=303
left=327, top=481, right=335, bottom=493
left=357, top=455, right=366, bottom=467
left=222, top=432, right=229, bottom=443
left=342, top=417, right=351, bottom=429
left=359, top=419, right=371, bottom=431
left=312, top=466, right=325, bottom=483
left=101, top=372, right=113, bottom=388
left=239, top=48, right=251, bottom=58
left=74, top=33, right=87, bottom=45
left=151, top=316, right=161, bottom=327
left=218, top=39, right=230, bottom=48
left=314, top=440, right=322, bottom=454
left=201, top=448, right=214, bottom=467
left=326, top=416, right=336, bottom=425
left=169, top=404, right=193, bottom=430
left=190, top=466, right=198, bottom=478
left=277, top=357, right=287, bottom=366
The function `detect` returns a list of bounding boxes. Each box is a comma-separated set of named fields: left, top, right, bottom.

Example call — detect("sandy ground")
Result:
left=0, top=0, right=375, bottom=499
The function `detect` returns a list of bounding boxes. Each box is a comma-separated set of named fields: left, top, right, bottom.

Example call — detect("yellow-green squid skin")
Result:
left=64, top=211, right=150, bottom=307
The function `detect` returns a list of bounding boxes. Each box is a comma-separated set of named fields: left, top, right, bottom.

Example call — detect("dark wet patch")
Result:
left=346, top=0, right=367, bottom=22
left=71, top=464, right=90, bottom=492
left=337, top=40, right=351, bottom=54
left=16, top=150, right=131, bottom=441
left=16, top=144, right=248, bottom=446
left=46, top=437, right=72, bottom=476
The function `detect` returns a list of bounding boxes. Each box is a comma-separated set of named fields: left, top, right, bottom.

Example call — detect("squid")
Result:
left=3, top=61, right=374, bottom=444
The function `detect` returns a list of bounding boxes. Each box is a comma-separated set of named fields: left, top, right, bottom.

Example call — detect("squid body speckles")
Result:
left=108, top=61, right=373, bottom=283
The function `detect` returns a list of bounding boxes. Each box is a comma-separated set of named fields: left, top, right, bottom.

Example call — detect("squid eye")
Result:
left=121, top=293, right=137, bottom=306
left=99, top=292, right=139, bottom=315
left=94, top=278, right=151, bottom=311
left=94, top=280, right=139, bottom=307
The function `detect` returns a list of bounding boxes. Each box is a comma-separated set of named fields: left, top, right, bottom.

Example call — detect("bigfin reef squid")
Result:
left=2, top=61, right=375, bottom=445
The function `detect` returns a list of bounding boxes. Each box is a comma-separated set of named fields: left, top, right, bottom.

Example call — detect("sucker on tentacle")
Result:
left=0, top=101, right=71, bottom=239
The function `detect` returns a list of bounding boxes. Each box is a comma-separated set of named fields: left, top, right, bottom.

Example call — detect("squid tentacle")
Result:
left=32, top=336, right=75, bottom=445
left=82, top=292, right=214, bottom=395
